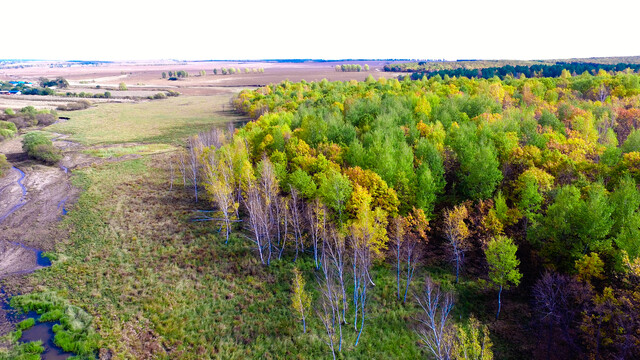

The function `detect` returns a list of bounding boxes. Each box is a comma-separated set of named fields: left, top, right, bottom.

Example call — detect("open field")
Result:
left=0, top=60, right=406, bottom=96
left=47, top=95, right=246, bottom=145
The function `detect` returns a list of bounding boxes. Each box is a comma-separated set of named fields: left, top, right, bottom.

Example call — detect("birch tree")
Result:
left=485, top=235, right=522, bottom=320
left=415, top=276, right=455, bottom=360
left=444, top=205, right=470, bottom=283
left=291, top=267, right=311, bottom=333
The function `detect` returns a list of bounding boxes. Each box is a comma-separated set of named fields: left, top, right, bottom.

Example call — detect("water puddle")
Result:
left=20, top=319, right=74, bottom=360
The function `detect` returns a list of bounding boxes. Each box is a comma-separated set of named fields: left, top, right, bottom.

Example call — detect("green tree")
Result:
left=485, top=235, right=522, bottom=320
left=118, top=82, right=127, bottom=91
left=317, top=169, right=352, bottom=222
left=161, top=72, right=167, bottom=79
left=610, top=175, right=640, bottom=259
left=622, top=128, right=640, bottom=153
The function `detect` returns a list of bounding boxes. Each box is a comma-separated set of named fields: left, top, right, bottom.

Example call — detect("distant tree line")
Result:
left=215, top=67, right=264, bottom=75
left=335, top=64, right=369, bottom=72
left=162, top=70, right=189, bottom=80
left=405, top=62, right=640, bottom=80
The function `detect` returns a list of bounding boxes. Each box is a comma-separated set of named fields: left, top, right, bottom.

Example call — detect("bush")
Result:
left=22, top=132, right=62, bottom=165
left=8, top=116, right=34, bottom=129
left=35, top=113, right=57, bottom=126
left=0, top=154, right=10, bottom=177
left=153, top=92, right=166, bottom=100
left=0, top=128, right=15, bottom=139
left=57, top=100, right=91, bottom=111
left=0, top=120, right=17, bottom=132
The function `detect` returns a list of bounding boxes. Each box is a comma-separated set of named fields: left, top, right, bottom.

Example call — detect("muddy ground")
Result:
left=0, top=128, right=145, bottom=335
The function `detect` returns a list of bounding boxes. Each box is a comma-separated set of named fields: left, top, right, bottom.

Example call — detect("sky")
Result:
left=3, top=0, right=639, bottom=61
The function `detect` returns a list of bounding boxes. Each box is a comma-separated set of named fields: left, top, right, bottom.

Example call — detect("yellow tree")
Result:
left=349, top=184, right=388, bottom=346
left=202, top=146, right=239, bottom=244
left=291, top=267, right=311, bottom=333
left=444, top=205, right=470, bottom=283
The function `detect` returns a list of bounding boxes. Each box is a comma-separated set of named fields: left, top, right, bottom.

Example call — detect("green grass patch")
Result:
left=16, top=318, right=35, bottom=331
left=83, top=143, right=176, bottom=158
left=46, top=95, right=246, bottom=145
left=9, top=292, right=99, bottom=357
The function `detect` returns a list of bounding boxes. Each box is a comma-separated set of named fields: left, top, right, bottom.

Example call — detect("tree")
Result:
left=161, top=72, right=167, bottom=79
left=202, top=145, right=239, bottom=244
left=485, top=235, right=522, bottom=320
left=291, top=267, right=311, bottom=333
left=213, top=69, right=218, bottom=75
left=415, top=276, right=455, bottom=360
left=392, top=208, right=429, bottom=303
left=444, top=205, right=470, bottom=283
left=364, top=64, right=369, bottom=71
left=119, top=82, right=128, bottom=91
left=453, top=316, right=493, bottom=360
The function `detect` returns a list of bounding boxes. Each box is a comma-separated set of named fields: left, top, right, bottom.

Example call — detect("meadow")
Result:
left=46, top=95, right=244, bottom=145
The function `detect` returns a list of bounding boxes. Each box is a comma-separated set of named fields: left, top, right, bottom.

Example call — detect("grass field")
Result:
left=11, top=155, right=429, bottom=359
left=46, top=95, right=245, bottom=145
left=82, top=143, right=176, bottom=158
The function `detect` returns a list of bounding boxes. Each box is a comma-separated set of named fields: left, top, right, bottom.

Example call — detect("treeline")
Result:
left=163, top=70, right=189, bottom=79
left=335, top=64, right=370, bottom=72
left=214, top=67, right=264, bottom=75
left=384, top=60, right=545, bottom=72
left=405, top=62, right=640, bottom=80
left=190, top=72, right=640, bottom=359
left=162, top=68, right=266, bottom=78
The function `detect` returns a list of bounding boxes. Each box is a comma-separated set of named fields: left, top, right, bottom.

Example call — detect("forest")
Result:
left=169, top=69, right=640, bottom=359
left=399, top=62, right=640, bottom=81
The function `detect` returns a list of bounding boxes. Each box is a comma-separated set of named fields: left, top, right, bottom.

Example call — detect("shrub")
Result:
left=8, top=115, right=34, bottom=129
left=153, top=92, right=167, bottom=100
left=0, top=120, right=17, bottom=132
left=22, top=132, right=62, bottom=164
left=0, top=128, right=15, bottom=139
left=57, top=100, right=91, bottom=111
left=30, top=144, right=62, bottom=164
left=35, top=113, right=57, bottom=126
left=0, top=154, right=10, bottom=177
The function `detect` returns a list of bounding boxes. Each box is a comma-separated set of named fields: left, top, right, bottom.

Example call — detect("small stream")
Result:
left=0, top=167, right=27, bottom=223
left=0, top=165, right=75, bottom=359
